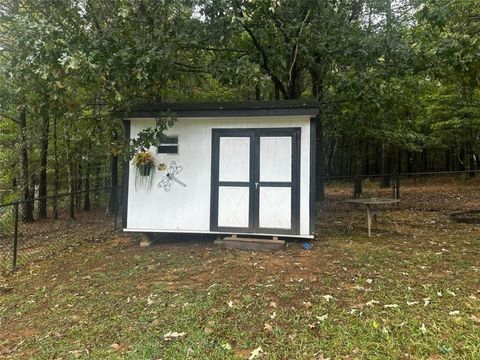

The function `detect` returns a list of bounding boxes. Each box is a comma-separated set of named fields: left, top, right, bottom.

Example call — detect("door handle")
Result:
left=255, top=182, right=259, bottom=190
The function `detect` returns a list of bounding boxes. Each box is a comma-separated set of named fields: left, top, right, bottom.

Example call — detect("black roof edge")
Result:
left=122, top=100, right=320, bottom=118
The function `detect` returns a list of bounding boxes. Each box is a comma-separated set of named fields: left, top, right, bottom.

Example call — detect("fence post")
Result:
left=12, top=203, right=19, bottom=271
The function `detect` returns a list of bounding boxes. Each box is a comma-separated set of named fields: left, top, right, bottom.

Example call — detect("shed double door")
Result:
left=211, top=128, right=300, bottom=235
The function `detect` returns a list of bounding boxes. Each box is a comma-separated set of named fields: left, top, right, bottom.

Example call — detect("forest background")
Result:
left=0, top=0, right=478, bottom=217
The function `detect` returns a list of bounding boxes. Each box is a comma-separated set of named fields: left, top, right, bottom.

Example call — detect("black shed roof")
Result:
left=124, top=100, right=320, bottom=118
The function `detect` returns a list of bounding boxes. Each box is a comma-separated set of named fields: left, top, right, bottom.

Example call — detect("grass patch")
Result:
left=1, top=208, right=480, bottom=359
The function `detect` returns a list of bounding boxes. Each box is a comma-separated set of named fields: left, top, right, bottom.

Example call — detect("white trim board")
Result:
left=123, top=228, right=314, bottom=239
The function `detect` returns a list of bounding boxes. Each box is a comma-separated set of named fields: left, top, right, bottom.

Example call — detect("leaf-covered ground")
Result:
left=0, top=206, right=479, bottom=359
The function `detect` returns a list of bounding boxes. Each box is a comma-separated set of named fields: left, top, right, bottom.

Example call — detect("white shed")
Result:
left=122, top=101, right=319, bottom=240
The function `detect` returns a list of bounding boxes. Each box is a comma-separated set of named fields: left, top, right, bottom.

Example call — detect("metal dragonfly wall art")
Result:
left=157, top=161, right=187, bottom=192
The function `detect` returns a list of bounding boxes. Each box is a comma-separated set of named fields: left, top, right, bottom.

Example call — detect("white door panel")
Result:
left=219, top=137, right=250, bottom=182
left=259, top=137, right=292, bottom=182
left=259, top=187, right=291, bottom=229
left=218, top=186, right=250, bottom=228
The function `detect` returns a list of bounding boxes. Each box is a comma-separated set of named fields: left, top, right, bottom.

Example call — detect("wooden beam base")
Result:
left=214, top=235, right=285, bottom=251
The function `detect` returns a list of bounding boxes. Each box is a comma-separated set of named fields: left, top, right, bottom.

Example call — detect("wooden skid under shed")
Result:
left=214, top=235, right=285, bottom=251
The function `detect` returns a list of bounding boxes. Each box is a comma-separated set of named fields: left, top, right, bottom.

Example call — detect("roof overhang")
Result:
left=122, top=100, right=320, bottom=119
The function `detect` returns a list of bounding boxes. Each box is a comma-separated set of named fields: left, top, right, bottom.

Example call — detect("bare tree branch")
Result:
left=232, top=0, right=289, bottom=98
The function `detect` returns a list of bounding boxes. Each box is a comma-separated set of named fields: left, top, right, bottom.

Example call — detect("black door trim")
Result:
left=210, top=127, right=301, bottom=235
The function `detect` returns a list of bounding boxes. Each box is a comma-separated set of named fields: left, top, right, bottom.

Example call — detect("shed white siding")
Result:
left=125, top=116, right=312, bottom=238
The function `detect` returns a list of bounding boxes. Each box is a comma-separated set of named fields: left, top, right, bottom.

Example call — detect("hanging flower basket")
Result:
left=138, top=163, right=152, bottom=177
left=132, top=150, right=155, bottom=189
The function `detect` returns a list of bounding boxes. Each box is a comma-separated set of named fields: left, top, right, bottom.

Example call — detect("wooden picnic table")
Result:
left=344, top=198, right=400, bottom=237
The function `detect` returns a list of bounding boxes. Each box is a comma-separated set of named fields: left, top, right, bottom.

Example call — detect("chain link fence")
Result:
left=2, top=171, right=478, bottom=272
left=319, top=170, right=480, bottom=213
left=0, top=186, right=121, bottom=273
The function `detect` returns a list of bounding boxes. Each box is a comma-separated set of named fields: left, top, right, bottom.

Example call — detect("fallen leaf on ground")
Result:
left=303, top=301, right=312, bottom=308
left=221, top=343, right=232, bottom=351
left=314, top=352, right=331, bottom=360
left=322, top=295, right=334, bottom=302
left=384, top=304, right=399, bottom=308
left=164, top=331, right=187, bottom=341
left=316, top=314, right=328, bottom=322
left=469, top=315, right=480, bottom=324
left=249, top=346, right=263, bottom=359
left=68, top=350, right=83, bottom=358
left=110, top=343, right=127, bottom=351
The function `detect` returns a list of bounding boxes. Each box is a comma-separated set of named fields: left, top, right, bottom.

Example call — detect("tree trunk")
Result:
left=339, top=138, right=345, bottom=176
left=407, top=151, right=413, bottom=174
left=84, top=169, right=91, bottom=210
left=109, top=130, right=119, bottom=215
left=444, top=149, right=451, bottom=172
left=354, top=140, right=362, bottom=196
left=68, top=162, right=75, bottom=219
left=315, top=116, right=326, bottom=201
left=311, top=71, right=326, bottom=200
left=255, top=84, right=261, bottom=100
left=363, top=143, right=370, bottom=175
left=38, top=110, right=50, bottom=219
left=19, top=108, right=34, bottom=222
left=348, top=151, right=352, bottom=177
left=84, top=148, right=91, bottom=211
left=467, top=143, right=475, bottom=177
left=458, top=146, right=465, bottom=171
left=380, top=143, right=391, bottom=187
left=422, top=149, right=428, bottom=172
left=397, top=148, right=402, bottom=174
left=327, top=138, right=337, bottom=176
left=374, top=145, right=380, bottom=174
left=94, top=164, right=101, bottom=207
left=76, top=164, right=82, bottom=210
left=52, top=112, right=59, bottom=219
left=64, top=127, right=75, bottom=219
left=385, top=151, right=392, bottom=186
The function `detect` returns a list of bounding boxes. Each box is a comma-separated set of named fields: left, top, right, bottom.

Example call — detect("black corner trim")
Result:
left=309, top=117, right=317, bottom=236
left=122, top=120, right=131, bottom=228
